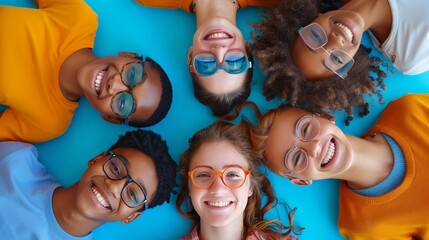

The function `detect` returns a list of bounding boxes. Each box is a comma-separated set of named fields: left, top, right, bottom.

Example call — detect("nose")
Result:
left=209, top=174, right=228, bottom=195
left=301, top=138, right=321, bottom=159
left=105, top=177, right=127, bottom=199
left=210, top=46, right=228, bottom=64
left=326, top=31, right=346, bottom=48
left=107, top=73, right=128, bottom=95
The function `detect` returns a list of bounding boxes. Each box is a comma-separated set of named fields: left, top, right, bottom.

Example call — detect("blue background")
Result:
left=2, top=0, right=429, bottom=239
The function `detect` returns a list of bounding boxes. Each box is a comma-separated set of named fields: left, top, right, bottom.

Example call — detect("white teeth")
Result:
left=335, top=22, right=354, bottom=43
left=206, top=32, right=230, bottom=40
left=207, top=201, right=231, bottom=207
left=95, top=70, right=104, bottom=94
left=322, top=141, right=336, bottom=165
left=91, top=185, right=109, bottom=208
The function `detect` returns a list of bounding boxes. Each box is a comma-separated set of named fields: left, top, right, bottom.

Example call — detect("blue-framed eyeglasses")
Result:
left=190, top=50, right=252, bottom=76
left=298, top=23, right=355, bottom=79
left=111, top=62, right=147, bottom=119
left=103, top=151, right=149, bottom=209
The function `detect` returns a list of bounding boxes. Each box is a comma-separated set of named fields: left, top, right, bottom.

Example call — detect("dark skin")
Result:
left=52, top=147, right=158, bottom=237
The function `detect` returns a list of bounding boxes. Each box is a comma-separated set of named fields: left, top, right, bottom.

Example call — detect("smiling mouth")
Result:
left=321, top=139, right=336, bottom=168
left=90, top=183, right=111, bottom=210
left=334, top=21, right=355, bottom=44
left=94, top=68, right=108, bottom=95
left=204, top=31, right=232, bottom=40
left=205, top=201, right=232, bottom=207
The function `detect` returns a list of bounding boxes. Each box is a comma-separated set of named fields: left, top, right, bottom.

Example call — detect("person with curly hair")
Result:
left=252, top=0, right=428, bottom=124
left=248, top=94, right=429, bottom=239
left=176, top=120, right=299, bottom=240
left=135, top=0, right=279, bottom=116
left=0, top=129, right=177, bottom=239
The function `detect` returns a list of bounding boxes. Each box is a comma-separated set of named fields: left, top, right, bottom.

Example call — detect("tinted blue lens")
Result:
left=123, top=63, right=144, bottom=87
left=194, top=55, right=217, bottom=75
left=112, top=92, right=135, bottom=117
left=224, top=52, right=247, bottom=74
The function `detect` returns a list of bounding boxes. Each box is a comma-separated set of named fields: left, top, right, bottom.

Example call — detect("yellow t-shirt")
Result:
left=338, top=94, right=429, bottom=239
left=135, top=0, right=280, bottom=12
left=0, top=0, right=97, bottom=143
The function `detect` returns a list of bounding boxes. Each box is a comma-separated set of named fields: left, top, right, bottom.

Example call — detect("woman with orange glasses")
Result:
left=177, top=120, right=299, bottom=240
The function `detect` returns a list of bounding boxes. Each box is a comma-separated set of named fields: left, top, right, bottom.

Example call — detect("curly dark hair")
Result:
left=176, top=120, right=293, bottom=239
left=251, top=0, right=388, bottom=125
left=190, top=48, right=254, bottom=117
left=109, top=129, right=177, bottom=210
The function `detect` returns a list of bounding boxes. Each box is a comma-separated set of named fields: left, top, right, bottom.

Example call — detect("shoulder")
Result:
left=0, top=141, right=37, bottom=161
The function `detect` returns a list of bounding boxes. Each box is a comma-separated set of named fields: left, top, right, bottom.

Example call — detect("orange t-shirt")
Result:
left=0, top=0, right=97, bottom=143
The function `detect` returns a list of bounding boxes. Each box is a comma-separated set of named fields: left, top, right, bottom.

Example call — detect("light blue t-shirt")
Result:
left=0, top=141, right=93, bottom=240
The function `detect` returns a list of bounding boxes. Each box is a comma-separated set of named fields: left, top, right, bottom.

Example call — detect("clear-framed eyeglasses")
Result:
left=103, top=151, right=149, bottom=209
left=284, top=115, right=321, bottom=174
left=297, top=23, right=355, bottom=79
left=188, top=166, right=251, bottom=189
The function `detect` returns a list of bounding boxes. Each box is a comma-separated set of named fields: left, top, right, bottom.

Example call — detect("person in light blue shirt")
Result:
left=0, top=130, right=177, bottom=239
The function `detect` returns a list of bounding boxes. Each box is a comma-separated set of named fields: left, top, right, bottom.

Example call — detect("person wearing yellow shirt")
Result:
left=135, top=0, right=278, bottom=117
left=250, top=94, right=429, bottom=239
left=0, top=0, right=173, bottom=143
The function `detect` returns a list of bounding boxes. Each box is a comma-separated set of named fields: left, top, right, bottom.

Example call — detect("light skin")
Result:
left=292, top=0, right=392, bottom=80
left=52, top=147, right=158, bottom=237
left=264, top=107, right=393, bottom=189
left=188, top=140, right=252, bottom=240
left=189, top=0, right=249, bottom=94
left=59, top=49, right=163, bottom=124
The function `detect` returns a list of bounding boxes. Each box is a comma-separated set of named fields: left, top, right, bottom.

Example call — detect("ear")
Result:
left=121, top=211, right=142, bottom=224
left=88, top=152, right=106, bottom=167
left=101, top=113, right=124, bottom=125
left=118, top=51, right=139, bottom=58
left=290, top=178, right=312, bottom=186
left=187, top=47, right=193, bottom=65
left=248, top=188, right=253, bottom=197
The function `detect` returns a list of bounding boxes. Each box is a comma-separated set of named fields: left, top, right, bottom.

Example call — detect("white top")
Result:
left=368, top=0, right=429, bottom=75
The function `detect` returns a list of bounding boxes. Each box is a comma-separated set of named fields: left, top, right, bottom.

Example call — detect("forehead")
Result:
left=130, top=61, right=163, bottom=122
left=113, top=147, right=158, bottom=200
left=292, top=35, right=333, bottom=81
left=190, top=141, right=249, bottom=170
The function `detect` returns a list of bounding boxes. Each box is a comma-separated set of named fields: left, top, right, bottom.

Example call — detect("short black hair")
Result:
left=129, top=57, right=173, bottom=127
left=108, top=129, right=177, bottom=209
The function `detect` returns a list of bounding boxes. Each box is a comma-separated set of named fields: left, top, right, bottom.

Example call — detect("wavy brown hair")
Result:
left=176, top=120, right=288, bottom=239
left=251, top=0, right=388, bottom=125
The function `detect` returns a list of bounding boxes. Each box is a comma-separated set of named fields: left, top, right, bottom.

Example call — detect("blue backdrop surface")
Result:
left=2, top=0, right=429, bottom=239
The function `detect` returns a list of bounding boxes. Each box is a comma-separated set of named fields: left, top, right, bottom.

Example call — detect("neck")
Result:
left=341, top=134, right=393, bottom=190
left=194, top=0, right=238, bottom=28
left=199, top=217, right=245, bottom=240
left=52, top=184, right=103, bottom=237
left=341, top=0, right=392, bottom=41
left=59, top=48, right=97, bottom=102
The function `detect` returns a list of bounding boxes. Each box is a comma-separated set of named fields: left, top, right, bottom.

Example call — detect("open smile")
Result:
left=204, top=30, right=232, bottom=40
left=90, top=182, right=112, bottom=210
left=321, top=138, right=337, bottom=168
left=94, top=67, right=108, bottom=97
